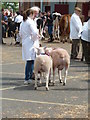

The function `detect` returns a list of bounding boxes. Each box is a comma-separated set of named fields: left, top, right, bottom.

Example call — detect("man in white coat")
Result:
left=70, top=7, right=82, bottom=59
left=15, top=11, right=23, bottom=45
left=81, top=19, right=90, bottom=64
left=19, top=6, right=40, bottom=84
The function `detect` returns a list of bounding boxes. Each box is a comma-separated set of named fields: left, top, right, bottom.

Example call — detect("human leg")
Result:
left=25, top=60, right=34, bottom=81
left=71, top=39, right=80, bottom=59
left=48, top=25, right=53, bottom=42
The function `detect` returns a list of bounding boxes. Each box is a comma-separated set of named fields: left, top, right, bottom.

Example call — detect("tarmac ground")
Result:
left=0, top=37, right=90, bottom=119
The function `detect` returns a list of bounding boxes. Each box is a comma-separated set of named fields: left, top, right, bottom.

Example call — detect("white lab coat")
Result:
left=81, top=20, right=90, bottom=42
left=15, top=15, right=23, bottom=23
left=19, top=17, right=39, bottom=61
left=70, top=13, right=82, bottom=39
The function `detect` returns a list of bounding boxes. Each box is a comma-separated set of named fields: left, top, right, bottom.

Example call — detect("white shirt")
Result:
left=19, top=17, right=39, bottom=61
left=70, top=13, right=82, bottom=39
left=15, top=15, right=23, bottom=23
left=81, top=20, right=90, bottom=42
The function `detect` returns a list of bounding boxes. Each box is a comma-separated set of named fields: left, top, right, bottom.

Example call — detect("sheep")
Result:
left=35, top=46, right=46, bottom=56
left=34, top=54, right=52, bottom=91
left=34, top=46, right=48, bottom=82
left=45, top=47, right=70, bottom=86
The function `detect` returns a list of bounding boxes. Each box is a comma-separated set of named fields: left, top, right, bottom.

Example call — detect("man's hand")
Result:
left=48, top=17, right=50, bottom=20
left=1, top=20, right=8, bottom=25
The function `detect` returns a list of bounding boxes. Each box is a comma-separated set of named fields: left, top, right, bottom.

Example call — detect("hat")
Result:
left=75, top=7, right=81, bottom=12
left=53, top=12, right=61, bottom=16
left=30, top=6, right=40, bottom=12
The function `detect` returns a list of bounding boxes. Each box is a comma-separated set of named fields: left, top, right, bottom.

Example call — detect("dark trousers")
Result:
left=2, top=25, right=5, bottom=38
left=2, top=25, right=6, bottom=43
left=81, top=40, right=90, bottom=62
left=48, top=25, right=53, bottom=41
left=71, top=39, right=80, bottom=59
left=25, top=60, right=34, bottom=81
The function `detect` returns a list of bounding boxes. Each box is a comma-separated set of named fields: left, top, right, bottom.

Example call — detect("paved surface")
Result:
left=0, top=38, right=90, bottom=119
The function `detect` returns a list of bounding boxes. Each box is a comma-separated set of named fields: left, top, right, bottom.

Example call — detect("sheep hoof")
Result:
left=63, top=83, right=66, bottom=86
left=60, top=80, right=62, bottom=83
left=46, top=87, right=49, bottom=91
left=70, top=41, right=72, bottom=43
left=34, top=87, right=38, bottom=90
left=49, top=80, right=53, bottom=83
left=48, top=83, right=51, bottom=86
left=52, top=83, right=55, bottom=86
left=37, top=84, right=42, bottom=87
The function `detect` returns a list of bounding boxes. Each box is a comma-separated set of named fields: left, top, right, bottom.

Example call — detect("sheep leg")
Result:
left=55, top=30, right=57, bottom=39
left=53, top=68, right=55, bottom=86
left=40, top=72, right=43, bottom=84
left=53, top=26, right=55, bottom=40
left=34, top=73, right=38, bottom=90
left=58, top=26, right=60, bottom=40
left=36, top=72, right=42, bottom=87
left=45, top=72, right=49, bottom=91
left=63, top=69, right=68, bottom=86
left=58, top=70, right=62, bottom=83
left=49, top=69, right=52, bottom=83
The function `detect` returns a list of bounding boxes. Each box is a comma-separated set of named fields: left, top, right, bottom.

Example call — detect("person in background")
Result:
left=70, top=7, right=82, bottom=60
left=15, top=11, right=23, bottom=45
left=4, top=12, right=8, bottom=22
left=41, top=12, right=47, bottom=38
left=1, top=8, right=7, bottom=44
left=4, top=12, right=8, bottom=38
left=19, top=6, right=40, bottom=84
left=81, top=19, right=90, bottom=64
left=20, top=10, right=24, bottom=16
left=46, top=11, right=53, bottom=42
left=12, top=12, right=17, bottom=22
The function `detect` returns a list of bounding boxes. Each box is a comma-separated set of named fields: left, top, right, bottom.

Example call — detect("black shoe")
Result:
left=70, top=56, right=74, bottom=59
left=85, top=61, right=90, bottom=64
left=48, top=40, right=52, bottom=42
left=14, top=42, right=20, bottom=45
left=74, top=58, right=80, bottom=60
left=71, top=57, right=80, bottom=60
left=81, top=58, right=84, bottom=61
left=84, top=61, right=90, bottom=64
left=48, top=39, right=54, bottom=42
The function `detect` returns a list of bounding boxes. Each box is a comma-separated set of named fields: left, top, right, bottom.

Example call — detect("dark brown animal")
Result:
left=59, top=14, right=72, bottom=43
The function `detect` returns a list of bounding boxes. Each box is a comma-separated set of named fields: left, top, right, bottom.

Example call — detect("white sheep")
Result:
left=34, top=54, right=52, bottom=91
left=45, top=47, right=70, bottom=86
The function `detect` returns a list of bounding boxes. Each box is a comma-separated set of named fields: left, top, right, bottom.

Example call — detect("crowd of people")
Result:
left=1, top=6, right=90, bottom=84
left=1, top=8, right=23, bottom=45
left=1, top=8, right=55, bottom=45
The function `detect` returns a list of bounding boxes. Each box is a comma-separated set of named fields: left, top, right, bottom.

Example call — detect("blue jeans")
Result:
left=48, top=25, right=53, bottom=35
left=25, top=60, right=34, bottom=81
